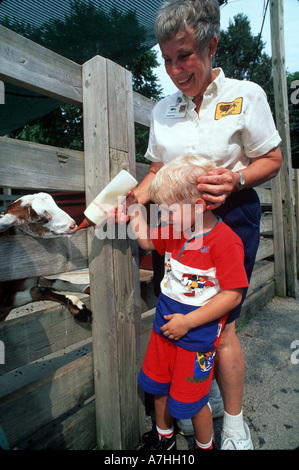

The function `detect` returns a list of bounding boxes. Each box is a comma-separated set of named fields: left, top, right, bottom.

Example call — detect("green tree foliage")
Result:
left=215, top=13, right=298, bottom=162
left=128, top=50, right=162, bottom=164
left=3, top=0, right=163, bottom=161
left=128, top=50, right=162, bottom=102
left=2, top=0, right=147, bottom=65
left=215, top=13, right=274, bottom=110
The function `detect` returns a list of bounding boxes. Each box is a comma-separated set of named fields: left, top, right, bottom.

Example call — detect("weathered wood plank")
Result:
left=260, top=213, right=273, bottom=234
left=0, top=25, right=82, bottom=106
left=0, top=351, right=94, bottom=449
left=255, top=187, right=272, bottom=205
left=107, top=60, right=142, bottom=449
left=24, top=400, right=96, bottom=450
left=255, top=238, right=274, bottom=262
left=0, top=137, right=85, bottom=191
left=0, top=230, right=88, bottom=281
left=83, top=56, right=142, bottom=450
left=82, top=55, right=121, bottom=450
left=133, top=91, right=154, bottom=129
left=247, top=260, right=275, bottom=296
left=0, top=306, right=91, bottom=375
left=107, top=62, right=128, bottom=152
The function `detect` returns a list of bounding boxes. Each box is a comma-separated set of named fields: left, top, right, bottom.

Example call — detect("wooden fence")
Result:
left=0, top=25, right=296, bottom=450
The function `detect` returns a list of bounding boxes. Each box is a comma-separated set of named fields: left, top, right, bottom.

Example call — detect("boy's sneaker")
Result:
left=137, top=427, right=176, bottom=451
left=221, top=422, right=253, bottom=450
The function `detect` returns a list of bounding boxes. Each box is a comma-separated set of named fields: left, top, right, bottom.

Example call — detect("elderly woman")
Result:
left=121, top=0, right=281, bottom=450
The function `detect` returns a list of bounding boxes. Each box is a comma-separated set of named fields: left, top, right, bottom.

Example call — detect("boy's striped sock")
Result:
left=195, top=436, right=214, bottom=450
left=156, top=425, right=174, bottom=440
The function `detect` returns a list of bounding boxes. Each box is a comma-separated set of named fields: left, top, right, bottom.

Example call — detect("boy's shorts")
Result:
left=138, top=330, right=215, bottom=419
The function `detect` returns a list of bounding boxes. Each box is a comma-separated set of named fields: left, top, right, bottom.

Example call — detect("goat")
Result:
left=0, top=193, right=91, bottom=322
left=0, top=192, right=77, bottom=238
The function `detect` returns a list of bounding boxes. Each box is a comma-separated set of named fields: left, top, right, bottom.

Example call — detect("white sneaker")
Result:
left=221, top=422, right=253, bottom=450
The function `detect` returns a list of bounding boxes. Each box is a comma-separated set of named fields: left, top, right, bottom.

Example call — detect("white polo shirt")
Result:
left=145, top=68, right=281, bottom=171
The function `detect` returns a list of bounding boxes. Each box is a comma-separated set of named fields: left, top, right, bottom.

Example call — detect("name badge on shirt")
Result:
left=165, top=102, right=187, bottom=118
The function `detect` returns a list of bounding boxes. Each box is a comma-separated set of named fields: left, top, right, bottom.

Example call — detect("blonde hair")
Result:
left=148, top=155, right=215, bottom=205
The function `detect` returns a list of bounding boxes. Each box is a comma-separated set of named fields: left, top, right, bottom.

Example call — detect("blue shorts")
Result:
left=214, top=188, right=261, bottom=323
left=138, top=331, right=215, bottom=419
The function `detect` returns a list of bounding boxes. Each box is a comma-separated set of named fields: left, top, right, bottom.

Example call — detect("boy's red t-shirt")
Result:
left=151, top=217, right=249, bottom=351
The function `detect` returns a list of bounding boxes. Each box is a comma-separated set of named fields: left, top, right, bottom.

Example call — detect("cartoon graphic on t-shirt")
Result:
left=181, top=274, right=215, bottom=297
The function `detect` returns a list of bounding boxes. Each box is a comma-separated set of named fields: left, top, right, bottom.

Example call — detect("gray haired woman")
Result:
left=119, top=0, right=282, bottom=451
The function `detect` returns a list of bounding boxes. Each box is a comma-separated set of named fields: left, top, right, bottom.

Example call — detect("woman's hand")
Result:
left=197, top=147, right=282, bottom=210
left=197, top=167, right=240, bottom=210
left=160, top=313, right=190, bottom=341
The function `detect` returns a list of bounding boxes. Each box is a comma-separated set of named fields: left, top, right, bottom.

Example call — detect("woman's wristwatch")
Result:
left=236, top=171, right=245, bottom=190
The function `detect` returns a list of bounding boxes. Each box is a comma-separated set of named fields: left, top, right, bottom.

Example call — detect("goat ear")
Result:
left=0, top=213, right=18, bottom=232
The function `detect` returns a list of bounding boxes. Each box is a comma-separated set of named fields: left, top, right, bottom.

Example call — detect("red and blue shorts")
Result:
left=138, top=330, right=216, bottom=419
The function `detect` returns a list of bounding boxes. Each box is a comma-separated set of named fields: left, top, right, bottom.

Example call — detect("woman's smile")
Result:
left=161, top=30, right=217, bottom=101
left=178, top=73, right=193, bottom=85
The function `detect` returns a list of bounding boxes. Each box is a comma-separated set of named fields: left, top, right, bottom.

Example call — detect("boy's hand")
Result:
left=127, top=190, right=138, bottom=205
left=160, top=314, right=190, bottom=341
left=107, top=190, right=138, bottom=225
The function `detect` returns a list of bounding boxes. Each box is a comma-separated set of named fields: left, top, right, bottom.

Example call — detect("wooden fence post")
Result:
left=295, top=170, right=299, bottom=277
left=270, top=0, right=297, bottom=297
left=82, top=55, right=142, bottom=449
left=271, top=173, right=286, bottom=297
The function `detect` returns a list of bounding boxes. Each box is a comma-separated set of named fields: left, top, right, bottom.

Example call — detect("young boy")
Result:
left=127, top=155, right=249, bottom=450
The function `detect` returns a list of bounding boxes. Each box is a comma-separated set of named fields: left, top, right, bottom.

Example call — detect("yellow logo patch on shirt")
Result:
left=215, top=97, right=243, bottom=120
